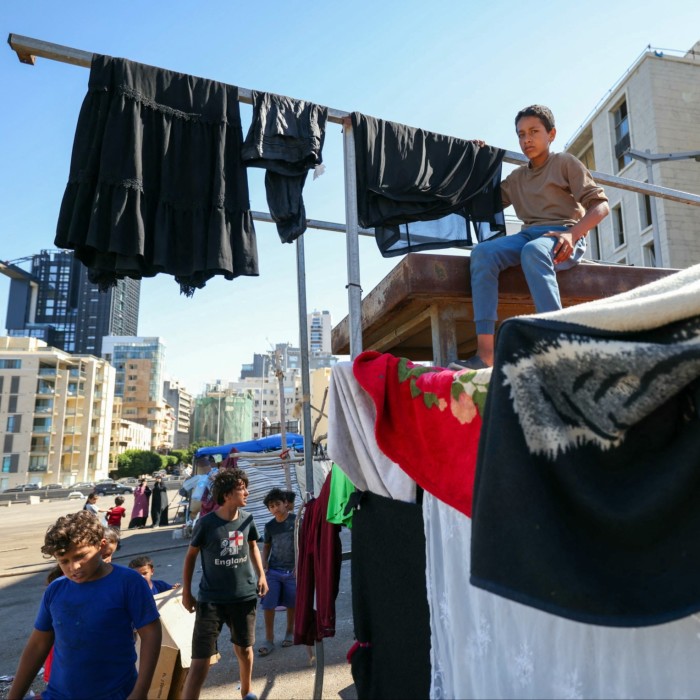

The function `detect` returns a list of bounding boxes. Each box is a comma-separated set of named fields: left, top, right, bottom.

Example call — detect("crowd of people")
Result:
left=8, top=464, right=301, bottom=700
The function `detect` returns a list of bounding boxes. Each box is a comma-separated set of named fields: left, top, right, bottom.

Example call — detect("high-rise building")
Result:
left=102, top=336, right=174, bottom=451
left=0, top=336, right=115, bottom=490
left=3, top=249, right=140, bottom=356
left=163, top=379, right=193, bottom=450
left=308, top=310, right=332, bottom=355
left=565, top=42, right=700, bottom=268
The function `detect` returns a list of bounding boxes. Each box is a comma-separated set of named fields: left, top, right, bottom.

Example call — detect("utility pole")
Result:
left=273, top=350, right=292, bottom=490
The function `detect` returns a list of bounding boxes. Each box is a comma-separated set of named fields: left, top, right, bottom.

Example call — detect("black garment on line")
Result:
left=351, top=112, right=506, bottom=257
left=350, top=491, right=431, bottom=699
left=55, top=54, right=258, bottom=296
left=471, top=313, right=700, bottom=627
left=242, top=91, right=328, bottom=243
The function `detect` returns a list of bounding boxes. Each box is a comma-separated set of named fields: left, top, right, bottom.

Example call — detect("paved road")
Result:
left=0, top=496, right=356, bottom=699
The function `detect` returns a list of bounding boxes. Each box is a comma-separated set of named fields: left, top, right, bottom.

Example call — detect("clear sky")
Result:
left=2, top=0, right=699, bottom=395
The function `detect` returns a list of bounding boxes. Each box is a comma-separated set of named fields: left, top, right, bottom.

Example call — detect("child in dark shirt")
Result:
left=258, top=487, right=297, bottom=656
left=129, top=555, right=181, bottom=594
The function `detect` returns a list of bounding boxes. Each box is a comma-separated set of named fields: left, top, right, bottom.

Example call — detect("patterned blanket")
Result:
left=471, top=264, right=700, bottom=626
left=353, top=350, right=491, bottom=516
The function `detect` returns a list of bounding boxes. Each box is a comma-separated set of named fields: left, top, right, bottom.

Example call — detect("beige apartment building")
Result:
left=566, top=41, right=700, bottom=268
left=108, top=397, right=153, bottom=472
left=0, top=336, right=115, bottom=490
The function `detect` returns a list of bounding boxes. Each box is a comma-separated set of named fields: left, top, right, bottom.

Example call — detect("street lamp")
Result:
left=626, top=148, right=700, bottom=268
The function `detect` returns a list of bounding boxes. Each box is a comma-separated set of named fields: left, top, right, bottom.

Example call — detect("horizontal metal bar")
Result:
left=10, top=33, right=700, bottom=208
left=504, top=150, right=700, bottom=207
left=251, top=210, right=375, bottom=237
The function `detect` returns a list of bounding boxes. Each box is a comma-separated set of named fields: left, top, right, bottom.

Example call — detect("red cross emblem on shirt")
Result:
left=231, top=531, right=244, bottom=547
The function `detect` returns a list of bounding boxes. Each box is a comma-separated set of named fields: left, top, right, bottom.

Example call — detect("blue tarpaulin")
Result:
left=194, top=433, right=304, bottom=458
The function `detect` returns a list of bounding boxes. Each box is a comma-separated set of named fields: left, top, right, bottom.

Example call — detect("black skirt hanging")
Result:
left=55, top=54, right=258, bottom=296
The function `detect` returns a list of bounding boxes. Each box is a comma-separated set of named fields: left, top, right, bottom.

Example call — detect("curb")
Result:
left=0, top=541, right=190, bottom=579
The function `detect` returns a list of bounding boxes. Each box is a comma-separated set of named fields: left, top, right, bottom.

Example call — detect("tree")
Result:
left=114, top=450, right=164, bottom=478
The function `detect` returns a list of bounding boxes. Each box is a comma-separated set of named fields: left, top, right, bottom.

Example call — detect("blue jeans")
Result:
left=469, top=225, right=587, bottom=335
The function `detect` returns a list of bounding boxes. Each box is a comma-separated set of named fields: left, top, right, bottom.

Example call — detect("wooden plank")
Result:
left=332, top=254, right=678, bottom=359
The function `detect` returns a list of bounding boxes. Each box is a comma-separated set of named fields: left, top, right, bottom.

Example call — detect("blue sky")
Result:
left=2, top=1, right=700, bottom=395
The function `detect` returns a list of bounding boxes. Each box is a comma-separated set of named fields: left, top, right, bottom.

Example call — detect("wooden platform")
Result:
left=331, top=254, right=678, bottom=366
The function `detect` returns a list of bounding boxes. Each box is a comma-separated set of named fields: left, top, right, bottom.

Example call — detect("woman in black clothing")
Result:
left=150, top=477, right=169, bottom=527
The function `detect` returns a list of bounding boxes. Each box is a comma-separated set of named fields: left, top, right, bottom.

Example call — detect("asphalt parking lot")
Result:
left=0, top=495, right=356, bottom=699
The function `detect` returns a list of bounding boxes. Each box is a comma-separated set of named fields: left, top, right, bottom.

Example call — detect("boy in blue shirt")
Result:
left=8, top=510, right=161, bottom=700
left=129, top=555, right=181, bottom=594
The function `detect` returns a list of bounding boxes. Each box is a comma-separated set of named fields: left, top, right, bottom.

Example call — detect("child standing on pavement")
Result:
left=129, top=555, right=181, bottom=594
left=107, top=495, right=127, bottom=532
left=8, top=510, right=161, bottom=700
left=181, top=468, right=268, bottom=700
left=452, top=104, right=610, bottom=370
left=258, top=487, right=297, bottom=657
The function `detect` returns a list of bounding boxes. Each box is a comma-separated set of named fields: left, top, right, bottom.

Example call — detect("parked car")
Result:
left=94, top=480, right=134, bottom=496
left=67, top=491, right=84, bottom=499
left=71, top=482, right=95, bottom=491
left=3, top=484, right=40, bottom=493
left=45, top=484, right=65, bottom=490
left=117, top=477, right=139, bottom=485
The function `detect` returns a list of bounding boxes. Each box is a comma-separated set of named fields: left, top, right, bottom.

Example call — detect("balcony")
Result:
left=38, top=368, right=58, bottom=379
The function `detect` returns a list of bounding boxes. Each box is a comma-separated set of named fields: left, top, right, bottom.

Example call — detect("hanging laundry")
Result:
left=351, top=112, right=506, bottom=256
left=242, top=91, right=328, bottom=243
left=55, top=54, right=258, bottom=296
left=349, top=490, right=431, bottom=699
left=423, top=490, right=700, bottom=699
left=471, top=263, right=700, bottom=626
left=293, top=472, right=342, bottom=646
left=327, top=362, right=416, bottom=503
left=352, top=351, right=491, bottom=516
left=326, top=463, right=356, bottom=528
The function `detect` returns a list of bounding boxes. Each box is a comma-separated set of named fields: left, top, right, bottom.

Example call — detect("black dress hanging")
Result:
left=55, top=54, right=258, bottom=296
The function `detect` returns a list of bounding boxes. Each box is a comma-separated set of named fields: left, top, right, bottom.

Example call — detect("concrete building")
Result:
left=0, top=336, right=115, bottom=490
left=565, top=41, right=700, bottom=268
left=108, top=397, right=153, bottom=472
left=2, top=249, right=140, bottom=356
left=102, top=336, right=174, bottom=451
left=163, top=379, right=193, bottom=450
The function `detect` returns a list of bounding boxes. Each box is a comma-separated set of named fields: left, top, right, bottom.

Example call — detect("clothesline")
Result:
left=9, top=33, right=700, bottom=209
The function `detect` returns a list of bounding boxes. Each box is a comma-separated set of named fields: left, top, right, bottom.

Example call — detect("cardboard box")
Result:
left=136, top=588, right=219, bottom=700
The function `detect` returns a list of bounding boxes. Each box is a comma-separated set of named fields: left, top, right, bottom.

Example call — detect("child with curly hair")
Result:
left=8, top=510, right=161, bottom=700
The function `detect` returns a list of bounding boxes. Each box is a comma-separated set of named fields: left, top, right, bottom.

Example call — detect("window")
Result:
left=2, top=455, right=19, bottom=473
left=639, top=189, right=653, bottom=230
left=8, top=396, right=17, bottom=413
left=6, top=415, right=21, bottom=433
left=579, top=146, right=596, bottom=172
left=10, top=376, right=20, bottom=393
left=612, top=205, right=625, bottom=248
left=643, top=242, right=657, bottom=267
left=612, top=100, right=631, bottom=171
left=0, top=359, right=21, bottom=369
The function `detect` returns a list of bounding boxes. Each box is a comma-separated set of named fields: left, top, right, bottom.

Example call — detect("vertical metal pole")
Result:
left=275, top=351, right=292, bottom=491
left=645, top=153, right=664, bottom=267
left=295, top=235, right=315, bottom=498
left=342, top=119, right=363, bottom=359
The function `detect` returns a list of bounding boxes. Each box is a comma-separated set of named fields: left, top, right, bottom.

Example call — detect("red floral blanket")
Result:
left=353, top=351, right=490, bottom=516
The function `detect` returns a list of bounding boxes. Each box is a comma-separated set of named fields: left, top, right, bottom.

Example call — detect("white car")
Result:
left=68, top=491, right=84, bottom=499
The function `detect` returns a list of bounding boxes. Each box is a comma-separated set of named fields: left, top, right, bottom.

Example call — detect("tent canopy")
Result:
left=194, top=433, right=304, bottom=458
